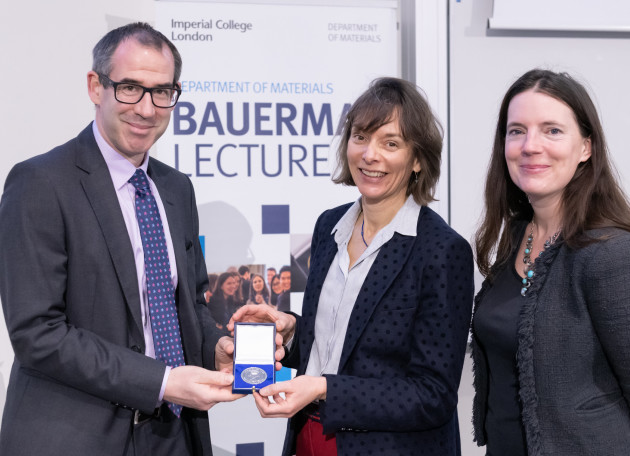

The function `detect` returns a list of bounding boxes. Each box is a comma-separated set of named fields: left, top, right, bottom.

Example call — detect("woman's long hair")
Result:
left=475, top=69, right=630, bottom=278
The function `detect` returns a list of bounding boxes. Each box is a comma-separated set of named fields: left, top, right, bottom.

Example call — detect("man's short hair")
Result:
left=92, top=22, right=182, bottom=86
left=238, top=265, right=250, bottom=275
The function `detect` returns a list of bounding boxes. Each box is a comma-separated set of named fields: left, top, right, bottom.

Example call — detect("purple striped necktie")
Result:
left=129, top=169, right=185, bottom=417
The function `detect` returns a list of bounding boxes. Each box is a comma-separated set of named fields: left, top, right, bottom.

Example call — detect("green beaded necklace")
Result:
left=521, top=222, right=561, bottom=296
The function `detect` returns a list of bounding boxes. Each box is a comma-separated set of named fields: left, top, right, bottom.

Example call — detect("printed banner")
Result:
left=156, top=2, right=398, bottom=454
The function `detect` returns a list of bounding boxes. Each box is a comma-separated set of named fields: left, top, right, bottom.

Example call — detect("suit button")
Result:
left=131, top=345, right=143, bottom=353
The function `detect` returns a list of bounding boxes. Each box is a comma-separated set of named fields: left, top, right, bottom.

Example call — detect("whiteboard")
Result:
left=489, top=0, right=630, bottom=32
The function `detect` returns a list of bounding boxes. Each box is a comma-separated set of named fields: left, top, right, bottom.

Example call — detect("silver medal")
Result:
left=241, top=367, right=267, bottom=385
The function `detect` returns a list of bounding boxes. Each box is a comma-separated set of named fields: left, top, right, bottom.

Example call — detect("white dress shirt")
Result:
left=93, top=122, right=177, bottom=399
left=305, top=195, right=420, bottom=376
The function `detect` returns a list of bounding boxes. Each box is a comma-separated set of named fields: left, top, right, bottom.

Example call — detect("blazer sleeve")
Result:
left=278, top=311, right=302, bottom=369
left=0, top=161, right=166, bottom=413
left=320, top=229, right=475, bottom=433
left=583, top=232, right=630, bottom=407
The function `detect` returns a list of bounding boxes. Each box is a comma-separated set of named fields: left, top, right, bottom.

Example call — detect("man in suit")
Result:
left=266, top=267, right=277, bottom=288
left=0, top=22, right=241, bottom=456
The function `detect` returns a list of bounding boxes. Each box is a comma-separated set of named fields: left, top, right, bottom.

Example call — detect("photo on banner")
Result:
left=156, top=2, right=398, bottom=454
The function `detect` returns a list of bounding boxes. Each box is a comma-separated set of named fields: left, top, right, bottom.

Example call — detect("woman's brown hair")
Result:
left=475, top=69, right=630, bottom=278
left=333, top=77, right=443, bottom=206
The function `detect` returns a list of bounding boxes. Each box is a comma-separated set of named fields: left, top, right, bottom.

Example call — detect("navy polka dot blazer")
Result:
left=281, top=203, right=474, bottom=456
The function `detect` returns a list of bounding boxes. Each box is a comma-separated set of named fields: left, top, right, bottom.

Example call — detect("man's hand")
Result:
left=253, top=375, right=327, bottom=418
left=215, top=336, right=235, bottom=372
left=163, top=365, right=243, bottom=410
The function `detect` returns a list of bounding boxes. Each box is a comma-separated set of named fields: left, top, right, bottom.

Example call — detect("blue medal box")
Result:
left=232, top=322, right=276, bottom=394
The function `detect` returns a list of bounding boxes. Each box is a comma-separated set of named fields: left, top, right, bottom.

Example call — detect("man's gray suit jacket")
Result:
left=0, top=124, right=221, bottom=456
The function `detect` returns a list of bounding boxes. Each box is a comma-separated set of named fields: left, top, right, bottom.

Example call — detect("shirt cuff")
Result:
left=158, top=365, right=171, bottom=403
left=284, top=333, right=295, bottom=351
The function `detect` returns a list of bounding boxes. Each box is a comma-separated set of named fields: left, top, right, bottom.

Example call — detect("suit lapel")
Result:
left=337, top=231, right=416, bottom=372
left=76, top=126, right=144, bottom=336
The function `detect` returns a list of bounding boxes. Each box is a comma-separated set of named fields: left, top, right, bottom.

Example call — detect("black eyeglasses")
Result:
left=98, top=74, right=181, bottom=108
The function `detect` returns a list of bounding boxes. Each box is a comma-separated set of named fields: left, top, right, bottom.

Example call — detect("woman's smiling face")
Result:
left=505, top=89, right=591, bottom=209
left=347, top=112, right=420, bottom=207
left=252, top=275, right=264, bottom=292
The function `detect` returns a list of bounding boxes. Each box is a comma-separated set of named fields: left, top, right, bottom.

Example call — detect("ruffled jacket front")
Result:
left=471, top=223, right=630, bottom=456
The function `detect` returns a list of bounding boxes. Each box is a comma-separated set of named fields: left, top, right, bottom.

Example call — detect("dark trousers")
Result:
left=125, top=404, right=194, bottom=456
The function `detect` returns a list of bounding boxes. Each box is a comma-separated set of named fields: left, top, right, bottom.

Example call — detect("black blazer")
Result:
left=0, top=124, right=221, bottom=456
left=471, top=223, right=630, bottom=455
left=282, top=203, right=474, bottom=456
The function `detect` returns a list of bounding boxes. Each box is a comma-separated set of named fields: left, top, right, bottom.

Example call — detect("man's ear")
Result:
left=87, top=71, right=103, bottom=105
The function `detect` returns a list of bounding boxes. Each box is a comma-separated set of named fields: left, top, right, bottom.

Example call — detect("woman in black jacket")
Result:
left=472, top=69, right=630, bottom=455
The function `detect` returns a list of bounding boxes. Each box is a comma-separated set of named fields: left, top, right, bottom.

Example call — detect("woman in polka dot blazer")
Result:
left=231, top=77, right=474, bottom=456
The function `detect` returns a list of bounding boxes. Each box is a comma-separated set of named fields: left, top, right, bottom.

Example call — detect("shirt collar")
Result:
left=332, top=194, right=421, bottom=245
left=92, top=121, right=149, bottom=190
left=395, top=194, right=422, bottom=237
left=332, top=199, right=363, bottom=245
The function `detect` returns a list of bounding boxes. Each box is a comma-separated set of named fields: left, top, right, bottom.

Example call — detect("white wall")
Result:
left=0, top=1, right=159, bottom=190
left=0, top=0, right=160, bottom=422
left=449, top=0, right=630, bottom=251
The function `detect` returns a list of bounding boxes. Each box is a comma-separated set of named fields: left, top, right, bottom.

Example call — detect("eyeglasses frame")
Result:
left=98, top=73, right=181, bottom=108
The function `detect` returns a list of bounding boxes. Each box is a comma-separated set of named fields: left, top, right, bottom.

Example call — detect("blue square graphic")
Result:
left=199, top=235, right=205, bottom=258
left=262, top=205, right=290, bottom=234
left=276, top=366, right=292, bottom=382
left=236, top=442, right=264, bottom=456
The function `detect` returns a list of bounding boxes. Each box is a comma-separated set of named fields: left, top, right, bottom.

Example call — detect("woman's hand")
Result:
left=228, top=304, right=288, bottom=371
left=228, top=303, right=296, bottom=343
left=255, top=294, right=264, bottom=304
left=253, top=375, right=327, bottom=418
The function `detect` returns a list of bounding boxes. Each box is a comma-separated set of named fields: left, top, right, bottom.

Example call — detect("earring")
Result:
left=414, top=171, right=419, bottom=184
